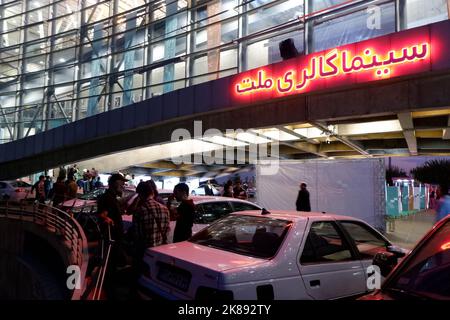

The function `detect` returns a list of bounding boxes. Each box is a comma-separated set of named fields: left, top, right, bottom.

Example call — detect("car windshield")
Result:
left=189, top=215, right=291, bottom=259
left=10, top=181, right=31, bottom=188
left=386, top=220, right=450, bottom=300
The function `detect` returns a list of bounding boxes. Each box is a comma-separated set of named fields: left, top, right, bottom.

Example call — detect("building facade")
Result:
left=1, top=0, right=449, bottom=143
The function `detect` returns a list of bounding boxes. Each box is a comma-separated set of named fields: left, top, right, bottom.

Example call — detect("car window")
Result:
left=195, top=202, right=233, bottom=224
left=300, top=221, right=354, bottom=264
left=0, top=182, right=7, bottom=189
left=11, top=181, right=31, bottom=188
left=386, top=220, right=450, bottom=299
left=190, top=215, right=291, bottom=259
left=340, top=221, right=389, bottom=259
left=230, top=201, right=260, bottom=212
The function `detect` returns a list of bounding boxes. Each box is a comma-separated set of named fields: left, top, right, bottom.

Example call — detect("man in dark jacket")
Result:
left=173, top=183, right=195, bottom=243
left=296, top=183, right=311, bottom=212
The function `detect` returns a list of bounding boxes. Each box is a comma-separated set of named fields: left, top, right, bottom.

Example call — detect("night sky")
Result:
left=390, top=156, right=450, bottom=174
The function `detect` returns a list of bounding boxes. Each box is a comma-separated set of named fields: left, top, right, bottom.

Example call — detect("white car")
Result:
left=138, top=210, right=406, bottom=300
left=124, top=196, right=262, bottom=243
left=0, top=180, right=33, bottom=203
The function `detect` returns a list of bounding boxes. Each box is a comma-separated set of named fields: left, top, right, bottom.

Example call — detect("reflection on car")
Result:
left=360, top=215, right=450, bottom=300
left=138, top=210, right=403, bottom=300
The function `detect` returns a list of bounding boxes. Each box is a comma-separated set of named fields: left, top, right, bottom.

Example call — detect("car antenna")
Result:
left=261, top=208, right=270, bottom=215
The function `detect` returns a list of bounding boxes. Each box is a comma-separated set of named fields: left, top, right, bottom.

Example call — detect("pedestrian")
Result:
left=96, top=173, right=130, bottom=300
left=44, top=176, right=52, bottom=200
left=148, top=179, right=166, bottom=206
left=296, top=182, right=311, bottom=212
left=233, top=179, right=248, bottom=200
left=430, top=187, right=437, bottom=209
left=172, top=183, right=195, bottom=243
left=66, top=175, right=78, bottom=200
left=31, top=175, right=46, bottom=208
left=436, top=184, right=450, bottom=223
left=132, top=181, right=170, bottom=257
left=222, top=180, right=233, bottom=197
left=51, top=176, right=66, bottom=207
left=204, top=180, right=214, bottom=196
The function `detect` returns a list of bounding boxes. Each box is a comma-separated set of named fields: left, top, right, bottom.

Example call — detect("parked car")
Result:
left=123, top=196, right=262, bottom=243
left=60, top=186, right=135, bottom=212
left=360, top=215, right=450, bottom=300
left=190, top=185, right=221, bottom=196
left=0, top=180, right=33, bottom=203
left=138, top=210, right=404, bottom=300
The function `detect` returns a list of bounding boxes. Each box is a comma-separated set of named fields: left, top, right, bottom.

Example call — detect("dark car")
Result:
left=360, top=215, right=450, bottom=300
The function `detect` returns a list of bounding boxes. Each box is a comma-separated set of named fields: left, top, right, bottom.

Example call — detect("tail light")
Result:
left=15, top=188, right=24, bottom=193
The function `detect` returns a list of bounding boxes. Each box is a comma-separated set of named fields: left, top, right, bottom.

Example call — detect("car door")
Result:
left=337, top=220, right=391, bottom=280
left=299, top=220, right=367, bottom=300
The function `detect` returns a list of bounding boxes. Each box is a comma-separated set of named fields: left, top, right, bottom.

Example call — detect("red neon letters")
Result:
left=234, top=43, right=430, bottom=97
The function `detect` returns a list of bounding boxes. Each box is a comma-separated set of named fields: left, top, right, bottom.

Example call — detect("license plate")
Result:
left=156, top=262, right=191, bottom=292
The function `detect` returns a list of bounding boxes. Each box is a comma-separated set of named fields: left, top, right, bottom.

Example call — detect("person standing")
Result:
left=172, top=183, right=195, bottom=243
left=436, top=184, right=450, bottom=223
left=32, top=175, right=46, bottom=207
left=96, top=173, right=129, bottom=300
left=132, top=181, right=170, bottom=256
left=66, top=176, right=78, bottom=200
left=233, top=180, right=248, bottom=200
left=296, top=182, right=311, bottom=212
left=51, top=176, right=67, bottom=207
left=44, top=176, right=52, bottom=200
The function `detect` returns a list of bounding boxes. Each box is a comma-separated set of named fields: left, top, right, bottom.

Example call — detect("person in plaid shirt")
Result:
left=132, top=181, right=170, bottom=257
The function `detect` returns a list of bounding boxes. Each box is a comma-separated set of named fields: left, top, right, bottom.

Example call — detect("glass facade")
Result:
left=0, top=0, right=448, bottom=143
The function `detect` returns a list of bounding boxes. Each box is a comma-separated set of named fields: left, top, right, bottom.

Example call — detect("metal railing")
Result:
left=0, top=201, right=89, bottom=300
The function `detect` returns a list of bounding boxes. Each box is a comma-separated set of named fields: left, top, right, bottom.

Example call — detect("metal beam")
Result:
left=311, top=121, right=371, bottom=156
left=283, top=141, right=327, bottom=157
left=397, top=112, right=417, bottom=155
left=276, top=125, right=320, bottom=145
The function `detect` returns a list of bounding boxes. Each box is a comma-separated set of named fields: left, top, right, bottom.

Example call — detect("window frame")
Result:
left=337, top=220, right=391, bottom=260
left=299, top=220, right=359, bottom=265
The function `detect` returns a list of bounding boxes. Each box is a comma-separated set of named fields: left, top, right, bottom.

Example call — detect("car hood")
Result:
left=149, top=241, right=267, bottom=272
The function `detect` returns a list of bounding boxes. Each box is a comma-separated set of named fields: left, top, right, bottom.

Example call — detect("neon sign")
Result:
left=235, top=43, right=430, bottom=96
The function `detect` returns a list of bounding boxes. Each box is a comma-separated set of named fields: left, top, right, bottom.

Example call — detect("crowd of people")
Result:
left=30, top=164, right=104, bottom=207
left=94, top=173, right=196, bottom=299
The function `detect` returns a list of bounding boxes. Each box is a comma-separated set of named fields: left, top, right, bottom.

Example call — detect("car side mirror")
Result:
left=387, top=245, right=406, bottom=258
left=373, top=251, right=398, bottom=278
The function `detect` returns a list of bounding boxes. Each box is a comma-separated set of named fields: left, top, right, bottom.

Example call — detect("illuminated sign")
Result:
left=235, top=44, right=429, bottom=95
left=230, top=21, right=450, bottom=104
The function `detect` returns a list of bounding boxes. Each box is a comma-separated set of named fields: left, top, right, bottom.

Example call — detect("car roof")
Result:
left=189, top=196, right=261, bottom=206
left=230, top=210, right=363, bottom=222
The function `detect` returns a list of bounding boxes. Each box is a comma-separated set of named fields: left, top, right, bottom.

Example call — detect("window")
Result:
left=300, top=221, right=353, bottom=264
left=340, top=221, right=389, bottom=259
left=0, top=182, right=7, bottom=189
left=195, top=201, right=233, bottom=223
left=404, top=0, right=449, bottom=29
left=190, top=215, right=291, bottom=258
left=312, top=3, right=395, bottom=52
left=230, top=201, right=260, bottom=212
left=387, top=220, right=450, bottom=299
